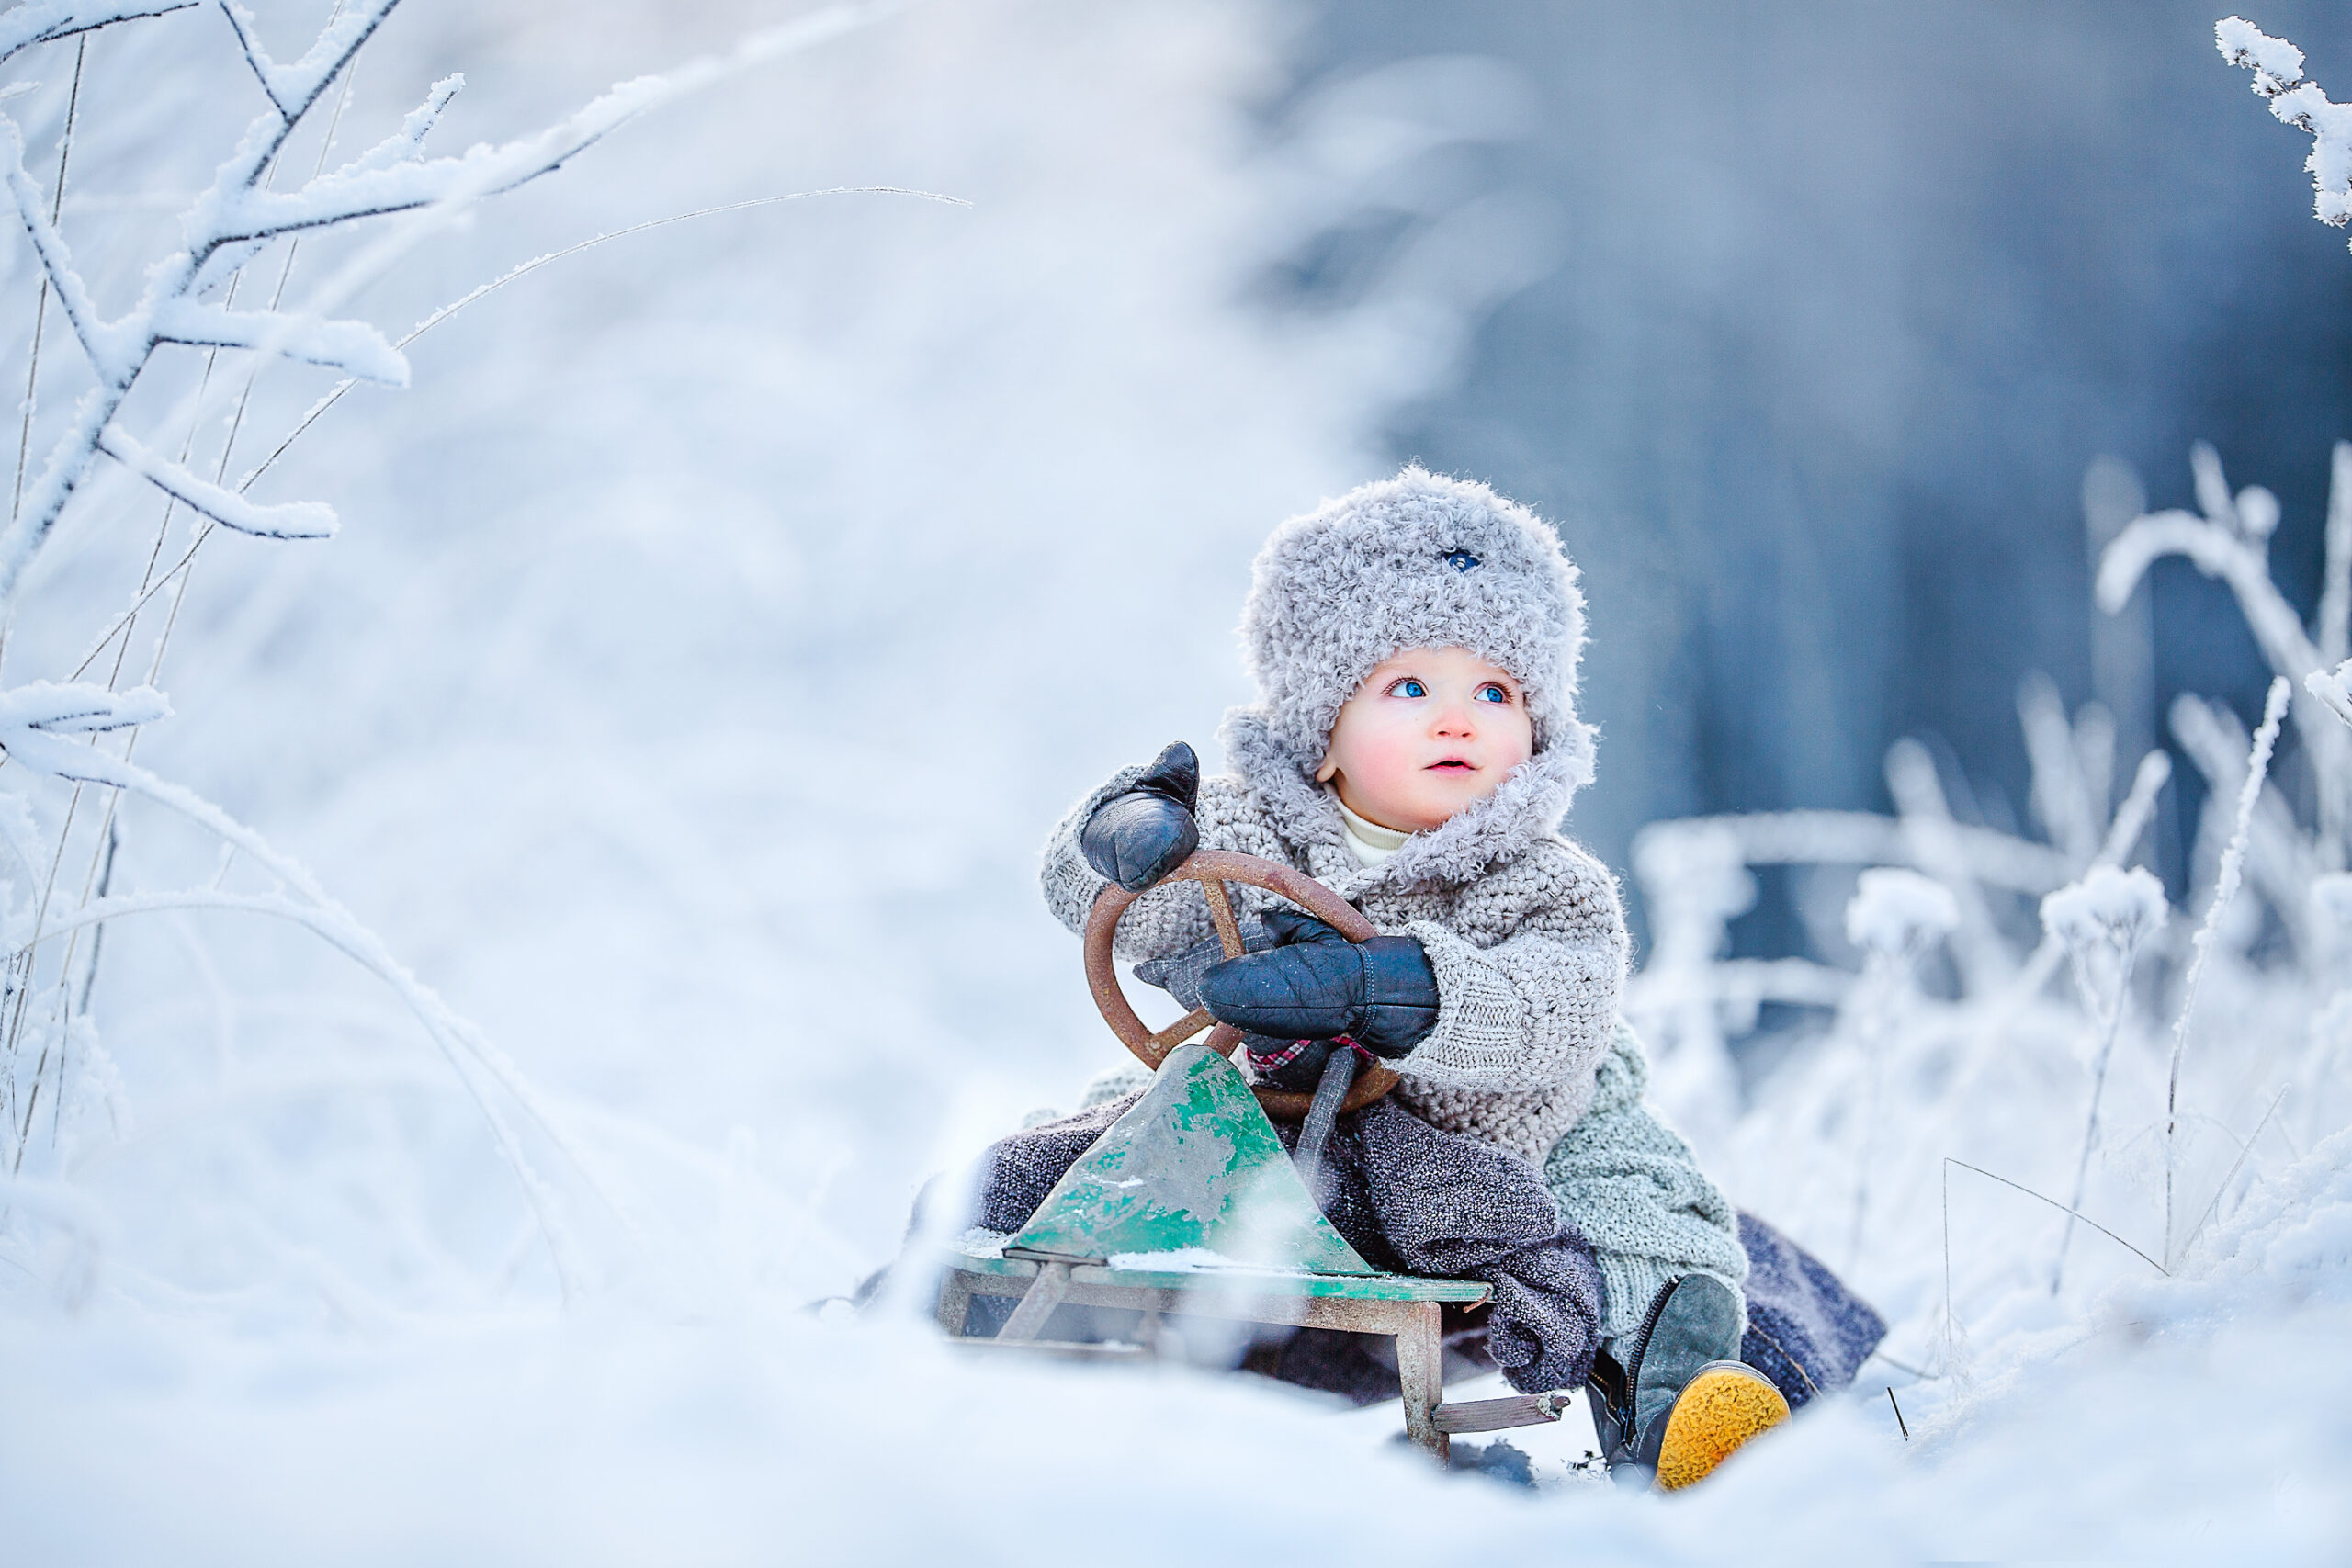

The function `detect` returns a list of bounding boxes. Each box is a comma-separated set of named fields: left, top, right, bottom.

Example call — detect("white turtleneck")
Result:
left=1332, top=792, right=1411, bottom=868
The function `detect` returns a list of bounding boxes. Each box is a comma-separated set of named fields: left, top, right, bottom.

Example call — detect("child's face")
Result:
left=1314, top=646, right=1534, bottom=832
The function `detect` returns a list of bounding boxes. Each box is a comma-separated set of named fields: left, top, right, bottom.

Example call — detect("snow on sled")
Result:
left=935, top=851, right=1582, bottom=1462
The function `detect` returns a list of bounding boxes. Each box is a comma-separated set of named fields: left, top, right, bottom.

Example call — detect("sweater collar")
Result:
left=1333, top=794, right=1408, bottom=865
left=1216, top=705, right=1585, bottom=894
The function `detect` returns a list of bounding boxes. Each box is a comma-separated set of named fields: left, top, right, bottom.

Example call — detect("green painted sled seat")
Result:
left=937, top=1043, right=1494, bottom=1456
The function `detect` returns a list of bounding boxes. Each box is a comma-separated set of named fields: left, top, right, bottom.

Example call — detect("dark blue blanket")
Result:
left=1736, top=1212, right=1887, bottom=1409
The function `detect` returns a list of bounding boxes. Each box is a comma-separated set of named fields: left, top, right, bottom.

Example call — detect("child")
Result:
left=1023, top=468, right=1872, bottom=1486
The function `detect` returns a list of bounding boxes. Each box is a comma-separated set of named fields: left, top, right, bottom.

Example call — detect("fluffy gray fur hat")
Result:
left=1237, top=466, right=1594, bottom=787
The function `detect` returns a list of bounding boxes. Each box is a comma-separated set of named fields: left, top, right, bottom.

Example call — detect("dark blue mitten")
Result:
left=1197, top=908, right=1440, bottom=1059
left=1080, top=741, right=1200, bottom=892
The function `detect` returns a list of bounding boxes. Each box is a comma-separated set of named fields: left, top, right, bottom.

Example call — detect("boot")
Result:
left=1592, top=1275, right=1790, bottom=1491
left=1645, top=1359, right=1790, bottom=1490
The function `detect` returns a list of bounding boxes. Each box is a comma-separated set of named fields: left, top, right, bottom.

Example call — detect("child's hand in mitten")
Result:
left=1197, top=908, right=1439, bottom=1058
left=1080, top=741, right=1200, bottom=891
left=1132, top=917, right=1270, bottom=1009
left=1241, top=1033, right=1366, bottom=1090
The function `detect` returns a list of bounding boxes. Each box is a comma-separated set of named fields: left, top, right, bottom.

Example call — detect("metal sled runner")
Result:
left=936, top=851, right=1579, bottom=1461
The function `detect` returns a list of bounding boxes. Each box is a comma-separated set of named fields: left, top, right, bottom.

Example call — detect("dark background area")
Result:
left=1267, top=1, right=2352, bottom=953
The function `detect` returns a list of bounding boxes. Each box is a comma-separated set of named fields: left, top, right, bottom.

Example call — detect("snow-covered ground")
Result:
left=2, top=4, right=2349, bottom=1562
left=6, top=1131, right=2348, bottom=1562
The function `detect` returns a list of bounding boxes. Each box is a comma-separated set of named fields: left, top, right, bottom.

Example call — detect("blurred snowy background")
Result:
left=4, top=1, right=2352, bottom=1561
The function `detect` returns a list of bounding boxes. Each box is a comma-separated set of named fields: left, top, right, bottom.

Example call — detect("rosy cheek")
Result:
left=1348, top=727, right=1423, bottom=791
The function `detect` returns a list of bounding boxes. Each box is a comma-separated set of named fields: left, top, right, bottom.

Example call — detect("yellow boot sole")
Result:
left=1654, top=1361, right=1791, bottom=1490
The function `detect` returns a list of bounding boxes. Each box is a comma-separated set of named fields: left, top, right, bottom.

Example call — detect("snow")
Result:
left=1, top=1136, right=2346, bottom=1562
left=1106, top=1247, right=1276, bottom=1273
left=0, top=4, right=2346, bottom=1562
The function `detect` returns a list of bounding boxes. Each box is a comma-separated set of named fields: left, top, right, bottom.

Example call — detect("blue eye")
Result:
left=1476, top=683, right=1510, bottom=705
left=1390, top=679, right=1427, bottom=699
left=1441, top=550, right=1480, bottom=572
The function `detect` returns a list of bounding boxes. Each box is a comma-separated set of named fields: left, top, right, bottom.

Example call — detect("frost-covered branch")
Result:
left=284, top=0, right=901, bottom=327
left=2173, top=692, right=2318, bottom=939
left=234, top=185, right=967, bottom=497
left=1887, top=739, right=2012, bottom=993
left=331, top=72, right=462, bottom=180
left=2097, top=749, right=2172, bottom=866
left=95, top=427, right=334, bottom=538
left=2097, top=497, right=2320, bottom=685
left=0, top=1, right=194, bottom=68
left=2019, top=673, right=2101, bottom=863
left=1632, top=810, right=2069, bottom=895
left=2219, top=17, right=2352, bottom=248
left=0, top=0, right=900, bottom=610
left=216, top=0, right=397, bottom=130
left=0, top=118, right=134, bottom=378
left=2096, top=443, right=2349, bottom=844
left=149, top=298, right=403, bottom=384
left=2318, top=442, right=2352, bottom=662
left=0, top=679, right=166, bottom=782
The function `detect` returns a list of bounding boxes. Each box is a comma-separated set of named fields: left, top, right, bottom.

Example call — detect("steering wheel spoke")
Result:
left=1083, top=850, right=1399, bottom=1120
left=1143, top=1007, right=1217, bottom=1055
left=1201, top=876, right=1244, bottom=957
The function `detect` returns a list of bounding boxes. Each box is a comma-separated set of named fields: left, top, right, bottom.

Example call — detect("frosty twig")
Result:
left=2165, top=676, right=2289, bottom=1266
left=2041, top=866, right=2165, bottom=1293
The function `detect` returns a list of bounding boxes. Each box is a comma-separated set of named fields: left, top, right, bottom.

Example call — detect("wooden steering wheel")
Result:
left=1083, top=849, right=1401, bottom=1120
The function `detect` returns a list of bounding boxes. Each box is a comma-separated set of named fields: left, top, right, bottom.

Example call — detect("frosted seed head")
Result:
left=1845, top=867, right=1961, bottom=955
left=2040, top=863, right=2168, bottom=950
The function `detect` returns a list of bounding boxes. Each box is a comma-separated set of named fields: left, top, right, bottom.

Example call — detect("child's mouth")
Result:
left=1427, top=759, right=1476, bottom=773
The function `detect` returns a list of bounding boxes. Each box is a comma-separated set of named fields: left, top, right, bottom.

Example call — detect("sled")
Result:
left=936, top=851, right=1583, bottom=1461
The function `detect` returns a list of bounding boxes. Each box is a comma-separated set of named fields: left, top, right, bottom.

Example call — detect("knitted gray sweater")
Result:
left=1045, top=709, right=1626, bottom=1164
left=1042, top=712, right=1747, bottom=1338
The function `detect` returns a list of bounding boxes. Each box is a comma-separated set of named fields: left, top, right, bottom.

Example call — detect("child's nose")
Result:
left=1431, top=700, right=1477, bottom=737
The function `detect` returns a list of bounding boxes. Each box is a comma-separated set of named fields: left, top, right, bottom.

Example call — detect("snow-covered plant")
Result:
left=0, top=0, right=888, bottom=1304
left=1838, top=867, right=1957, bottom=1264
left=2040, top=863, right=2166, bottom=1290
left=2218, top=17, right=2352, bottom=253
left=1628, top=415, right=2352, bottom=1367
left=2160, top=676, right=2289, bottom=1261
left=2098, top=441, right=2350, bottom=857
left=2306, top=653, right=2352, bottom=731
left=1846, top=866, right=1961, bottom=965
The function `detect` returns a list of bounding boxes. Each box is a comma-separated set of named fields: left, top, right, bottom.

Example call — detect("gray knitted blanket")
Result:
left=974, top=1090, right=1607, bottom=1396
left=1545, top=1025, right=1752, bottom=1342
